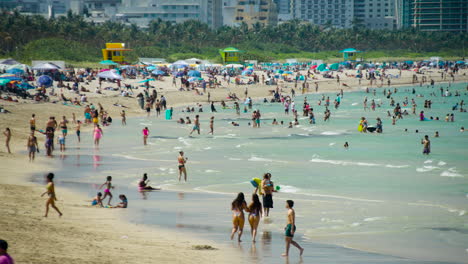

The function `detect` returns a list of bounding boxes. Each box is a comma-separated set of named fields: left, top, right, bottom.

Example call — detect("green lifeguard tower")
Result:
left=340, top=48, right=361, bottom=61
left=219, top=47, right=242, bottom=64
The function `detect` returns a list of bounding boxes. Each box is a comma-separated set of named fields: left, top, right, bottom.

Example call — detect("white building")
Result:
left=290, top=0, right=354, bottom=28
left=354, top=0, right=396, bottom=29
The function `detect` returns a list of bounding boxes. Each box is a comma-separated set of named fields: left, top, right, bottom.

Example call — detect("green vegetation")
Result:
left=0, top=11, right=466, bottom=64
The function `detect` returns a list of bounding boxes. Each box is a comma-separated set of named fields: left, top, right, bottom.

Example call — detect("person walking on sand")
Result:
left=41, top=173, right=63, bottom=217
left=189, top=115, right=200, bottom=136
left=178, top=151, right=188, bottom=182
left=230, top=192, right=248, bottom=242
left=142, top=127, right=149, bottom=145
left=422, top=135, right=431, bottom=155
left=27, top=131, right=39, bottom=162
left=282, top=200, right=304, bottom=257
left=209, top=116, right=214, bottom=135
left=30, top=113, right=36, bottom=131
left=93, top=124, right=103, bottom=147
left=121, top=110, right=126, bottom=125
left=0, top=239, right=14, bottom=264
left=99, top=176, right=114, bottom=206
left=248, top=193, right=262, bottom=242
left=3, top=128, right=11, bottom=154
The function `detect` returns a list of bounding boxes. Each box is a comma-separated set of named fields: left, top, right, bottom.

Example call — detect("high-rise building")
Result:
left=233, top=0, right=278, bottom=27
left=273, top=0, right=292, bottom=21
left=0, top=0, right=69, bottom=16
left=410, top=0, right=467, bottom=32
left=291, top=0, right=354, bottom=28
left=353, top=0, right=396, bottom=29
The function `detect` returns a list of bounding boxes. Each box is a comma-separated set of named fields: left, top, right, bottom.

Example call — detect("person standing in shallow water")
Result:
left=282, top=200, right=304, bottom=257
left=178, top=151, right=188, bottom=182
left=142, top=127, right=149, bottom=145
left=230, top=192, right=248, bottom=242
left=422, top=135, right=431, bottom=155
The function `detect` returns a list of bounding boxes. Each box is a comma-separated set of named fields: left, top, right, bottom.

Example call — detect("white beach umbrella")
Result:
left=97, top=70, right=123, bottom=80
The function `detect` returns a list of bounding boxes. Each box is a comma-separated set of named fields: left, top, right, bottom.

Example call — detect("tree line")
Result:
left=0, top=10, right=466, bottom=63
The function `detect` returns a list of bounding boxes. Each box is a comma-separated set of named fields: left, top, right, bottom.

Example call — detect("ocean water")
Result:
left=37, top=82, right=468, bottom=263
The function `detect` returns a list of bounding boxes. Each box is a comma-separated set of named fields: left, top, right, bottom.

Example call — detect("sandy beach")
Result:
left=1, top=67, right=467, bottom=263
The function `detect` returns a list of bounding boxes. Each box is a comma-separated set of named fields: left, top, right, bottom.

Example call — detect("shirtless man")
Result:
left=30, top=114, right=36, bottom=131
left=59, top=116, right=68, bottom=137
left=261, top=173, right=274, bottom=217
left=421, top=135, right=430, bottom=155
left=189, top=115, right=200, bottom=136
left=209, top=116, right=214, bottom=135
left=27, top=131, right=39, bottom=162
left=178, top=151, right=188, bottom=182
left=282, top=200, right=304, bottom=257
left=46, top=116, right=57, bottom=132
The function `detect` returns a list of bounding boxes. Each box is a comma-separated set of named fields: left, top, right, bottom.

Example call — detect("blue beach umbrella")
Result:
left=100, top=60, right=118, bottom=65
left=18, top=82, right=35, bottom=90
left=6, top=68, right=24, bottom=74
left=456, top=61, right=465, bottom=65
left=147, top=66, right=157, bottom=71
left=36, top=75, right=53, bottom=87
left=138, top=78, right=156, bottom=83
left=188, top=77, right=203, bottom=82
left=187, top=70, right=201, bottom=77
left=151, top=70, right=165, bottom=75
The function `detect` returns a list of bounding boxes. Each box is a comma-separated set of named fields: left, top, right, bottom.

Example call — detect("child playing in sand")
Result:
left=91, top=192, right=103, bottom=207
left=115, top=195, right=128, bottom=208
left=99, top=176, right=114, bottom=206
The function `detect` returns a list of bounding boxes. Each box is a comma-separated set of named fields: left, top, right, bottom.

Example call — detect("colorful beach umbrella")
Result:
left=151, top=70, right=165, bottom=76
left=188, top=77, right=203, bottom=82
left=187, top=70, right=201, bottom=77
left=6, top=68, right=24, bottom=74
left=100, top=60, right=118, bottom=65
left=97, top=70, right=122, bottom=80
left=0, top=79, right=10, bottom=85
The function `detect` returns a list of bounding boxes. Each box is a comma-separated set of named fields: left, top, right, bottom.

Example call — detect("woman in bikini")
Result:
left=230, top=192, right=248, bottom=242
left=93, top=124, right=103, bottom=147
left=248, top=193, right=263, bottom=242
left=41, top=173, right=63, bottom=217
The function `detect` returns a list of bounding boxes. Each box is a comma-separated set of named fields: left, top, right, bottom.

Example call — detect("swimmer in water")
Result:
left=434, top=131, right=439, bottom=137
left=139, top=173, right=159, bottom=190
left=231, top=121, right=239, bottom=126
left=209, top=116, right=214, bottom=135
left=344, top=142, right=349, bottom=149
left=421, top=135, right=430, bottom=155
left=99, top=176, right=114, bottom=206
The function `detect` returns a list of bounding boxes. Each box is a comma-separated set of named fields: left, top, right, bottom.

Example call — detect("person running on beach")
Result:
left=139, top=173, right=159, bottom=191
left=99, top=176, right=114, bottom=206
left=178, top=151, right=188, bottom=182
left=421, top=135, right=431, bottom=155
left=282, top=200, right=304, bottom=257
left=248, top=193, right=263, bottom=242
left=75, top=121, right=81, bottom=142
left=3, top=128, right=11, bottom=154
left=41, top=173, right=63, bottom=217
left=121, top=110, right=126, bottom=125
left=142, top=127, right=149, bottom=145
left=230, top=192, right=248, bottom=242
left=189, top=115, right=200, bottom=136
left=93, top=124, right=103, bottom=147
left=30, top=114, right=36, bottom=131
left=209, top=116, right=214, bottom=135
left=27, top=131, right=39, bottom=162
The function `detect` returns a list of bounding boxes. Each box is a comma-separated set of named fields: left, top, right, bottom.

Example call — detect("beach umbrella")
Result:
left=187, top=70, right=201, bottom=77
left=275, top=69, right=284, bottom=74
left=225, top=64, right=243, bottom=68
left=188, top=77, right=203, bottom=82
left=310, top=65, right=318, bottom=69
left=284, top=71, right=293, bottom=74
left=97, top=70, right=122, bottom=80
left=329, top=63, right=339, bottom=71
left=32, top=62, right=61, bottom=70
left=100, top=60, right=118, bottom=65
left=405, top=61, right=414, bottom=65
left=0, top=79, right=10, bottom=85
left=0, top=58, right=20, bottom=65
left=456, top=61, right=465, bottom=65
left=317, top=63, right=327, bottom=71
left=0, top=73, right=16, bottom=78
left=355, top=64, right=363, bottom=70
left=138, top=79, right=156, bottom=83
left=146, top=66, right=157, bottom=71
left=299, top=76, right=305, bottom=81
left=6, top=68, right=24, bottom=74
left=320, top=69, right=330, bottom=72
left=37, top=75, right=53, bottom=87
left=0, top=76, right=22, bottom=81
left=18, top=82, right=35, bottom=90
left=151, top=70, right=165, bottom=76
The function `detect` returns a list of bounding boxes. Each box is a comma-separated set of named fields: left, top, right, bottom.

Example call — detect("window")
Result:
left=184, top=14, right=188, bottom=17
left=184, top=6, right=188, bottom=9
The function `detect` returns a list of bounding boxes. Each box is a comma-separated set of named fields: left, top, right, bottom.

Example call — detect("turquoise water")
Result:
left=42, top=82, right=468, bottom=263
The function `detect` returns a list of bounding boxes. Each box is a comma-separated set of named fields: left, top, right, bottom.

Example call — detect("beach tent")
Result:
left=100, top=60, right=118, bottom=65
left=173, top=60, right=189, bottom=68
left=317, top=63, right=327, bottom=71
left=37, top=75, right=53, bottom=87
left=97, top=70, right=122, bottom=80
left=329, top=63, right=339, bottom=71
left=0, top=58, right=20, bottom=65
left=33, top=62, right=61, bottom=70
left=187, top=70, right=201, bottom=77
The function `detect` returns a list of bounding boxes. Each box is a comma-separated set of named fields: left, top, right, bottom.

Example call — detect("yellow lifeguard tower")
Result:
left=101, top=43, right=132, bottom=64
left=219, top=47, right=242, bottom=64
